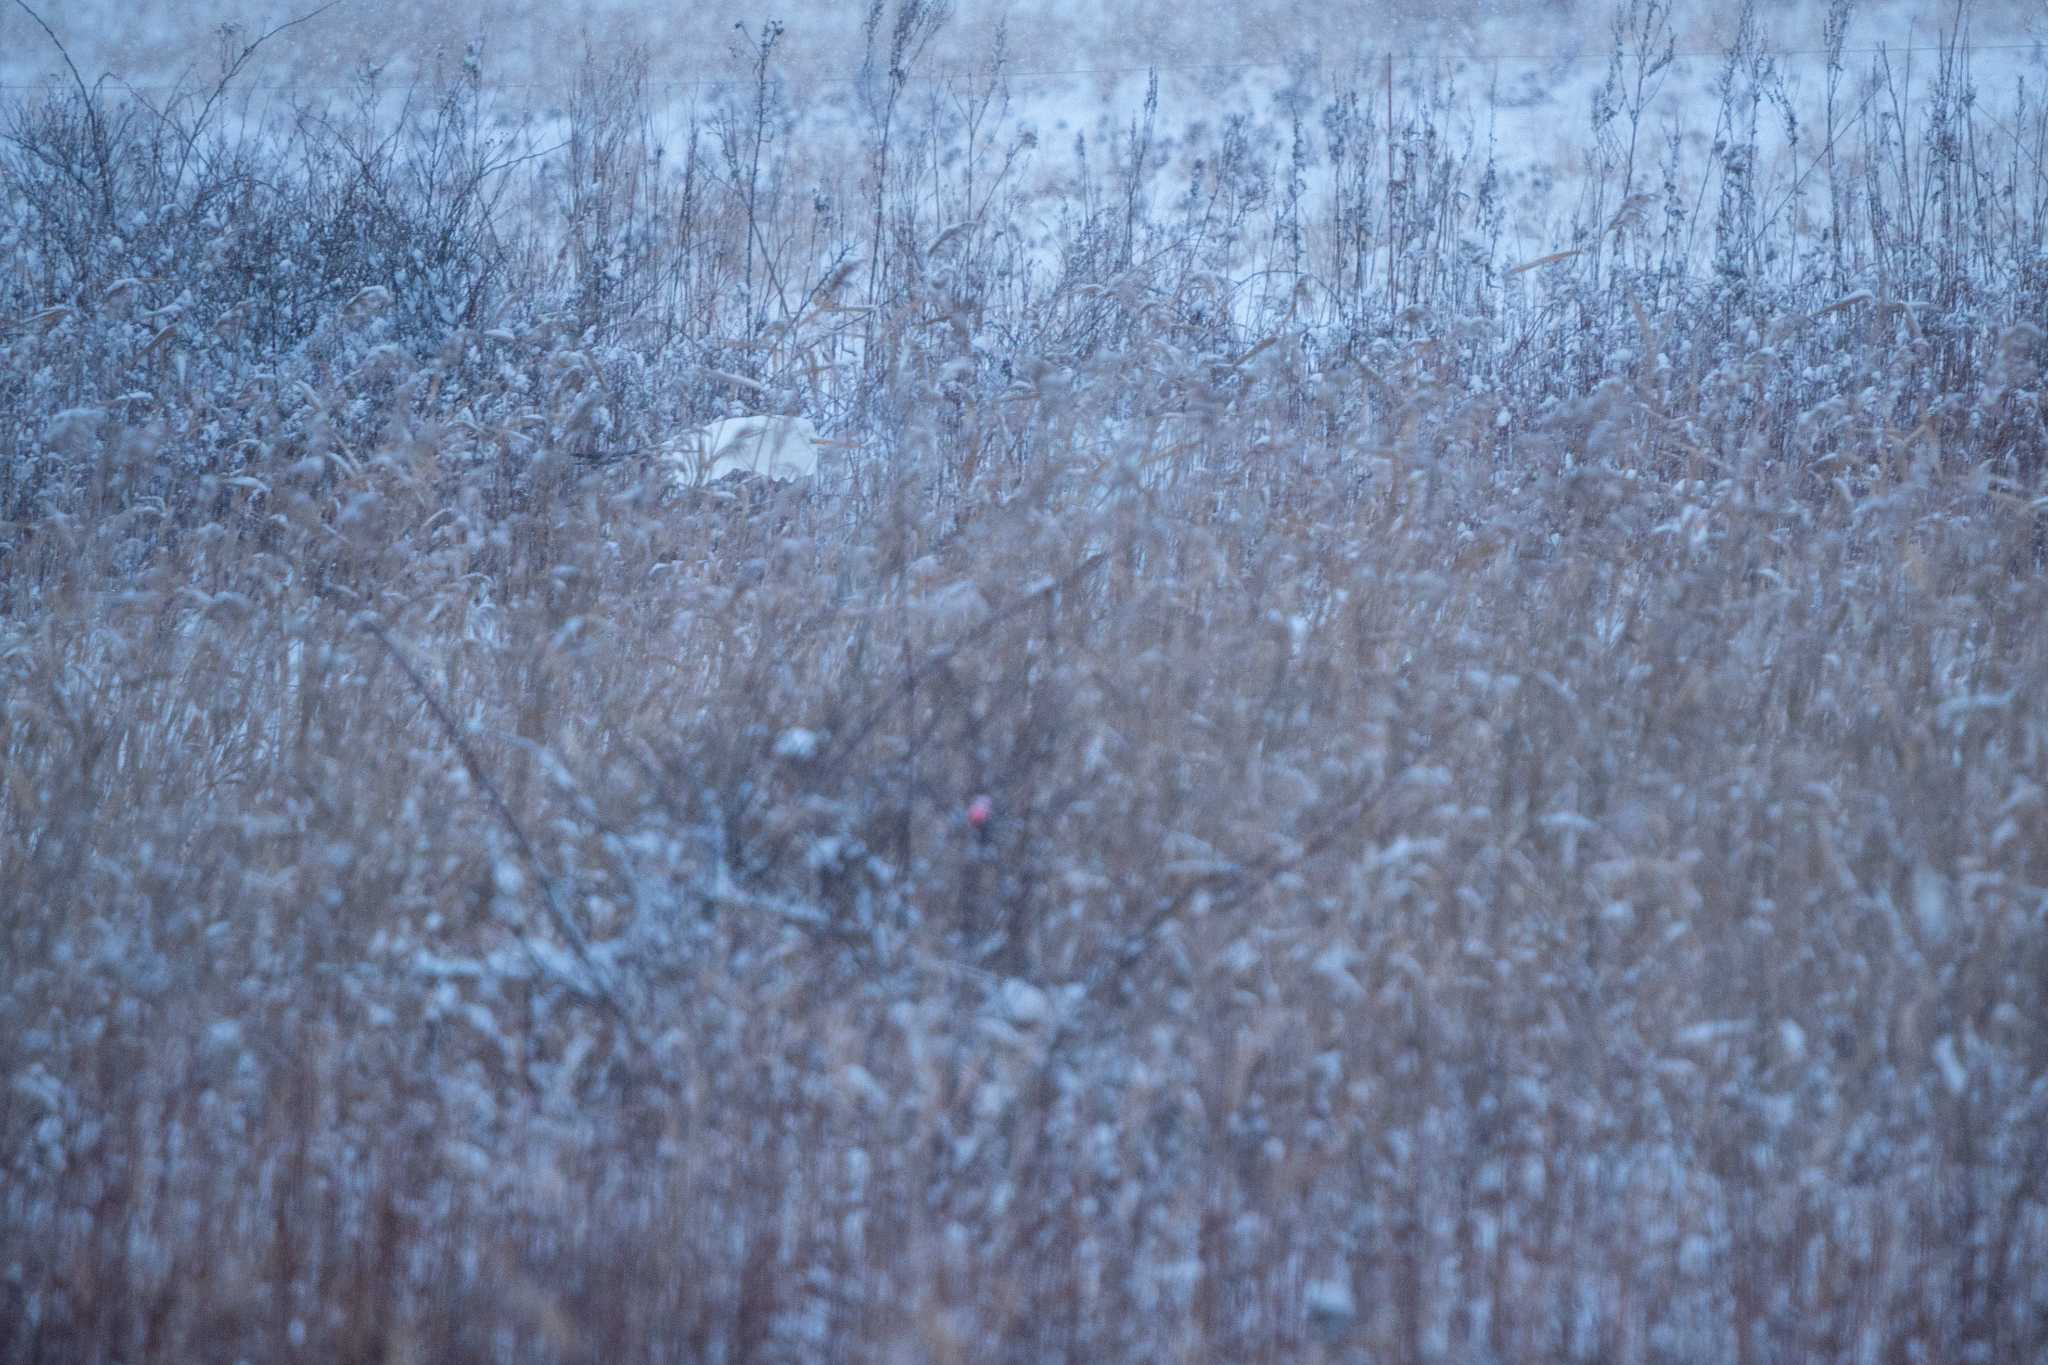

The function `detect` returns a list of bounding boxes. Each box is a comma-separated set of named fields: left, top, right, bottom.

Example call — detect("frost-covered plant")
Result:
left=5, top=0, right=2048, bottom=1359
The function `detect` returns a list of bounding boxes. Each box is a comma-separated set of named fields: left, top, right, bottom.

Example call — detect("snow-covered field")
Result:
left=4, top=0, right=2041, bottom=85
left=7, top=0, right=2042, bottom=248
left=5, top=2, right=2048, bottom=1361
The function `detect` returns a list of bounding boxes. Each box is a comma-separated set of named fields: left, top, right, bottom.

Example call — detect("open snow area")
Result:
left=4, top=1, right=2048, bottom=1360
left=7, top=0, right=2043, bottom=251
left=4, top=0, right=2042, bottom=86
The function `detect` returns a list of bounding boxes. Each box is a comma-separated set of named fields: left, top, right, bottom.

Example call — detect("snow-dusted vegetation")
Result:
left=667, top=415, right=833, bottom=487
left=4, top=0, right=2047, bottom=1359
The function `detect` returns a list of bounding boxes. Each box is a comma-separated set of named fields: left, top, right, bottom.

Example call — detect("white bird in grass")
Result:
left=666, top=414, right=832, bottom=489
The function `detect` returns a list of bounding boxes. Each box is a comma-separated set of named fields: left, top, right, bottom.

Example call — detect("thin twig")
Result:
left=357, top=614, right=639, bottom=1038
left=10, top=0, right=113, bottom=220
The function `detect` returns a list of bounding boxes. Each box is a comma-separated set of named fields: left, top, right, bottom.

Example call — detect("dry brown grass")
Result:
left=4, top=331, right=2047, bottom=1361
left=5, top=2, right=2048, bottom=1358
